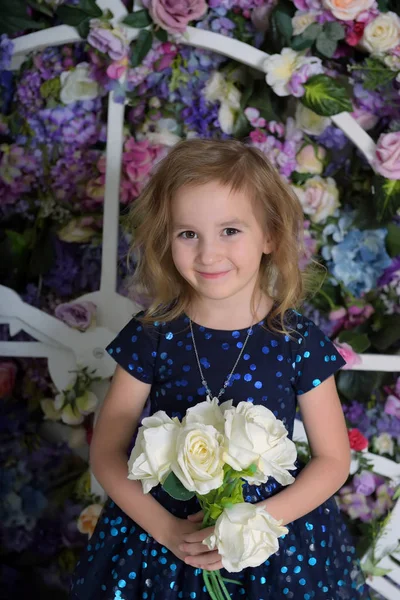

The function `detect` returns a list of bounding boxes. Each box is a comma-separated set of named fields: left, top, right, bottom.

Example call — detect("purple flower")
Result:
left=55, top=300, right=97, bottom=331
left=88, top=22, right=128, bottom=61
left=384, top=394, right=400, bottom=419
left=353, top=471, right=376, bottom=496
left=378, top=255, right=400, bottom=287
left=0, top=34, right=13, bottom=71
left=288, top=62, right=324, bottom=98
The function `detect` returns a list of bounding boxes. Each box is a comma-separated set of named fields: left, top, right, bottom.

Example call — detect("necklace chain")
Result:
left=189, top=319, right=253, bottom=400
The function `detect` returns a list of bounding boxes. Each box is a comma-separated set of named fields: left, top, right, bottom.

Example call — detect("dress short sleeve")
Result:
left=105, top=314, right=158, bottom=384
left=291, top=312, right=346, bottom=396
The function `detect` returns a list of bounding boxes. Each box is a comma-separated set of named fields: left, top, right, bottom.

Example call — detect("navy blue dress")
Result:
left=70, top=310, right=370, bottom=600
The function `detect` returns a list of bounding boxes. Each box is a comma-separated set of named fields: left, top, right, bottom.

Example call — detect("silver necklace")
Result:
left=189, top=318, right=254, bottom=400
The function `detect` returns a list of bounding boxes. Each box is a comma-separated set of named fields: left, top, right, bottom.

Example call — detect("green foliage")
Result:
left=291, top=21, right=345, bottom=58
left=122, top=9, right=152, bottom=28
left=348, top=57, right=399, bottom=91
left=130, top=29, right=153, bottom=68
left=56, top=0, right=102, bottom=38
left=0, top=0, right=47, bottom=34
left=162, top=472, right=195, bottom=501
left=302, top=74, right=353, bottom=116
left=337, top=331, right=371, bottom=353
left=372, top=175, right=400, bottom=222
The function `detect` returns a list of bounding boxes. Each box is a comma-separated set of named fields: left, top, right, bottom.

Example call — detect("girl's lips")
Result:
left=197, top=271, right=231, bottom=279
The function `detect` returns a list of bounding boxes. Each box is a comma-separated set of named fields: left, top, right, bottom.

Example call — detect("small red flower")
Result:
left=348, top=428, right=368, bottom=451
left=345, top=22, right=366, bottom=47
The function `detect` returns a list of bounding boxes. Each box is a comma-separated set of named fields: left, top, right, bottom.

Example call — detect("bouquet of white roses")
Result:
left=127, top=397, right=297, bottom=599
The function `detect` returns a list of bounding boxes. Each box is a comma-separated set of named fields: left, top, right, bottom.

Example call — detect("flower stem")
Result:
left=203, top=571, right=221, bottom=600
left=212, top=571, right=232, bottom=600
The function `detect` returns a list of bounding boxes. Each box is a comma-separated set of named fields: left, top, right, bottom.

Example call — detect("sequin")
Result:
left=70, top=311, right=367, bottom=600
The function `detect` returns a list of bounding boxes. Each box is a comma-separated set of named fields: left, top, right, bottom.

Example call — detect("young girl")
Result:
left=70, top=139, right=370, bottom=600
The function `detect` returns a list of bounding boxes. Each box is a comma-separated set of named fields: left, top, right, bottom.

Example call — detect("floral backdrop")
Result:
left=0, top=0, right=399, bottom=597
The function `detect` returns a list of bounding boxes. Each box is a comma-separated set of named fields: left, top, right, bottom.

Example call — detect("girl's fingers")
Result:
left=183, top=526, right=214, bottom=544
left=187, top=511, right=204, bottom=523
left=184, top=550, right=221, bottom=568
left=180, top=542, right=213, bottom=556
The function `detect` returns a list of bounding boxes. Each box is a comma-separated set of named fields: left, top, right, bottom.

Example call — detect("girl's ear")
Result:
left=263, top=233, right=275, bottom=255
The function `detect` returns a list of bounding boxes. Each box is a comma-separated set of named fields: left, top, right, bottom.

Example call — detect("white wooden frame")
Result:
left=0, top=2, right=399, bottom=596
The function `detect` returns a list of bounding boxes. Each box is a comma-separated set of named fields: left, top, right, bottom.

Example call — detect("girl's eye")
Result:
left=223, top=228, right=240, bottom=236
left=179, top=231, right=197, bottom=239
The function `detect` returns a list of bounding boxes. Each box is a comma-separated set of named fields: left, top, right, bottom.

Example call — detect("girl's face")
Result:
left=170, top=181, right=273, bottom=305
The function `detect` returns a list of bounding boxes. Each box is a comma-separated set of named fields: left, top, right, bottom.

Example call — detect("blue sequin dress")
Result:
left=70, top=310, right=370, bottom=600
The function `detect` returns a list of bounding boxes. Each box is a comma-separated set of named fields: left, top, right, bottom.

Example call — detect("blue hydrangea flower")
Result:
left=329, top=228, right=391, bottom=297
left=0, top=34, right=13, bottom=71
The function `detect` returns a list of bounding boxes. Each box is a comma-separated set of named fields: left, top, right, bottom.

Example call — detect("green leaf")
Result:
left=386, top=223, right=400, bottom=256
left=232, top=110, right=251, bottom=138
left=315, top=35, right=337, bottom=58
left=302, top=74, right=353, bottom=116
left=275, top=10, right=293, bottom=41
left=77, top=0, right=102, bottom=17
left=5, top=229, right=32, bottom=256
left=130, top=29, right=153, bottom=67
left=377, top=0, right=390, bottom=10
left=0, top=14, right=46, bottom=34
left=154, top=27, right=168, bottom=42
left=77, top=17, right=91, bottom=38
left=375, top=177, right=400, bottom=221
left=370, top=315, right=400, bottom=351
left=27, top=0, right=54, bottom=17
left=324, top=21, right=345, bottom=40
left=122, top=9, right=152, bottom=28
left=337, top=370, right=385, bottom=402
left=290, top=34, right=314, bottom=51
left=40, top=77, right=61, bottom=100
left=56, top=5, right=88, bottom=26
left=303, top=22, right=323, bottom=40
left=337, top=331, right=371, bottom=353
left=350, top=57, right=398, bottom=91
left=162, top=472, right=195, bottom=501
left=290, top=171, right=315, bottom=185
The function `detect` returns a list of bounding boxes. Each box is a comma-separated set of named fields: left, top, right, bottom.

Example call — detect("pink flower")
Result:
left=142, top=0, right=208, bottom=34
left=374, top=132, right=400, bottom=180
left=0, top=362, right=17, bottom=398
left=384, top=394, right=400, bottom=418
left=106, top=57, right=129, bottom=80
left=334, top=341, right=362, bottom=369
left=345, top=21, right=365, bottom=45
left=55, top=301, right=97, bottom=331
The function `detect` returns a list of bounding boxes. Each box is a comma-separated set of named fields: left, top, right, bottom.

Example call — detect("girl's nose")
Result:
left=196, top=239, right=222, bottom=266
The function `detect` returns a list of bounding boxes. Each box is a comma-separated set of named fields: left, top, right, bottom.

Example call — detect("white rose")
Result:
left=292, top=11, right=320, bottom=36
left=296, top=144, right=326, bottom=174
left=295, top=103, right=331, bottom=135
left=203, top=503, right=288, bottom=572
left=172, top=423, right=224, bottom=495
left=183, top=396, right=225, bottom=432
left=322, top=0, right=375, bottom=21
left=373, top=433, right=394, bottom=456
left=60, top=62, right=100, bottom=105
left=361, top=12, right=400, bottom=55
left=222, top=402, right=297, bottom=486
left=128, top=412, right=180, bottom=494
left=292, top=176, right=340, bottom=223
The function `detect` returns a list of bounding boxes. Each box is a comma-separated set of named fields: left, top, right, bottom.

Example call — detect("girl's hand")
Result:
left=162, top=512, right=223, bottom=571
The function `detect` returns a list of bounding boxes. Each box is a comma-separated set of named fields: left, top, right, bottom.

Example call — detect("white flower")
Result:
left=361, top=12, right=400, bottom=55
left=183, top=396, right=225, bottom=432
left=292, top=176, right=340, bottom=223
left=143, top=118, right=181, bottom=146
left=373, top=433, right=394, bottom=456
left=203, top=72, right=241, bottom=134
left=384, top=53, right=400, bottom=71
left=77, top=504, right=104, bottom=538
left=172, top=423, right=225, bottom=495
left=322, top=0, right=375, bottom=21
left=40, top=397, right=63, bottom=421
left=296, top=144, right=326, bottom=174
left=222, top=402, right=297, bottom=486
left=263, top=48, right=322, bottom=97
left=76, top=390, right=98, bottom=415
left=60, top=62, right=100, bottom=104
left=295, top=103, right=331, bottom=135
left=128, top=411, right=180, bottom=494
left=203, top=503, right=288, bottom=572
left=292, top=10, right=320, bottom=36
